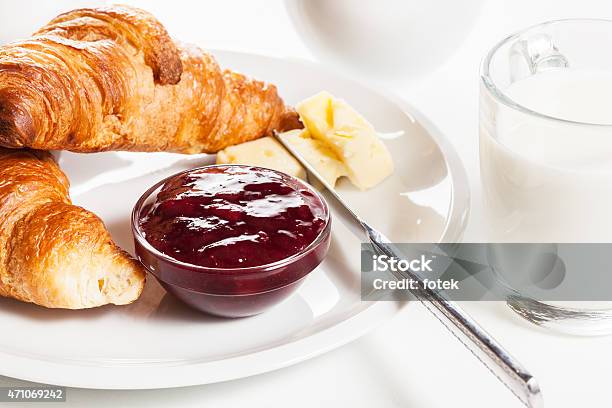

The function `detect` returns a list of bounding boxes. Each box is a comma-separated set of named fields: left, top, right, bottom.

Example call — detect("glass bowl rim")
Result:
left=131, top=164, right=332, bottom=275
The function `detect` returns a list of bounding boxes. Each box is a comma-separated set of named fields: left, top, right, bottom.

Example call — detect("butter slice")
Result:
left=297, top=91, right=394, bottom=190
left=279, top=129, right=347, bottom=187
left=216, top=136, right=307, bottom=180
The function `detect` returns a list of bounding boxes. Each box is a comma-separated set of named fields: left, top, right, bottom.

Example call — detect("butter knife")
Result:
left=273, top=131, right=543, bottom=408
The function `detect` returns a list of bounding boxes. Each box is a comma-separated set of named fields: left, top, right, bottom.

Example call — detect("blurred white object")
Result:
left=285, top=0, right=483, bottom=79
left=0, top=0, right=102, bottom=44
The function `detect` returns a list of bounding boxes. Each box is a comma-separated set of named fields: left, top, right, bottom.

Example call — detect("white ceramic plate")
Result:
left=0, top=51, right=469, bottom=389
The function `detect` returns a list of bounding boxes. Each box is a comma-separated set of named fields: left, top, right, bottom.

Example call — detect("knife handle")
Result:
left=371, top=239, right=543, bottom=408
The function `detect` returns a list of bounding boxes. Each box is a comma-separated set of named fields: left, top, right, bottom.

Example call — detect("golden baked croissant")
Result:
left=0, top=5, right=299, bottom=153
left=0, top=148, right=145, bottom=308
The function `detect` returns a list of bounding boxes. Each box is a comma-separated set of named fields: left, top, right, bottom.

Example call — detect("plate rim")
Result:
left=0, top=50, right=470, bottom=389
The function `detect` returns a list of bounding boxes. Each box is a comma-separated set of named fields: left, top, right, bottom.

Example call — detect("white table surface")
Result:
left=3, top=0, right=612, bottom=406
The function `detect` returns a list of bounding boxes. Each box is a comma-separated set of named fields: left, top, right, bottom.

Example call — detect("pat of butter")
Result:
left=279, top=129, right=347, bottom=187
left=216, top=136, right=306, bottom=180
left=297, top=91, right=394, bottom=190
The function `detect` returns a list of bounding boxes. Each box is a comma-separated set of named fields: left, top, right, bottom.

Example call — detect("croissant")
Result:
left=0, top=148, right=145, bottom=308
left=0, top=5, right=300, bottom=153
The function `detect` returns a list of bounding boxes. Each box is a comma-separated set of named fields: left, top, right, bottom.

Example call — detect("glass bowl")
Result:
left=131, top=165, right=331, bottom=318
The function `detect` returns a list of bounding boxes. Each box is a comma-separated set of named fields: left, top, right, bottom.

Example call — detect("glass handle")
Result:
left=510, top=33, right=569, bottom=82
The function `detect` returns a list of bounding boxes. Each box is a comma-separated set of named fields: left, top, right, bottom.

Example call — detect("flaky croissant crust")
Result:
left=0, top=148, right=145, bottom=308
left=0, top=5, right=299, bottom=154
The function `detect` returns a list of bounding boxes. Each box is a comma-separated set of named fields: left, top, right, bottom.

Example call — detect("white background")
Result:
left=3, top=0, right=612, bottom=406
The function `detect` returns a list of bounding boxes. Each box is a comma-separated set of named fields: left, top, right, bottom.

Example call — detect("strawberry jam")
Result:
left=133, top=165, right=331, bottom=317
left=139, top=166, right=327, bottom=269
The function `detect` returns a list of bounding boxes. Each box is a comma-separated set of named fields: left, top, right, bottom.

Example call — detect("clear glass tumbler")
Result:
left=480, top=19, right=612, bottom=335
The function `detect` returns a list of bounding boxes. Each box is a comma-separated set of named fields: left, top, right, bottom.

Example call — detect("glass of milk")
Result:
left=480, top=19, right=612, bottom=334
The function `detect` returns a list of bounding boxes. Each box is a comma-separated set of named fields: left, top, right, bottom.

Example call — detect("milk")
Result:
left=481, top=69, right=612, bottom=242
left=500, top=70, right=612, bottom=170
left=480, top=68, right=612, bottom=312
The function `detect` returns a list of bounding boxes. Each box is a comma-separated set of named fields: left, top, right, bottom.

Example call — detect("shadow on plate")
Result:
left=0, top=275, right=223, bottom=324
left=57, top=152, right=133, bottom=187
left=0, top=296, right=116, bottom=321
left=104, top=217, right=136, bottom=256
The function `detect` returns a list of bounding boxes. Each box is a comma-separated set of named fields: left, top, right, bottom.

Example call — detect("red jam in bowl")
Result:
left=132, top=165, right=331, bottom=318
left=140, top=166, right=326, bottom=268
